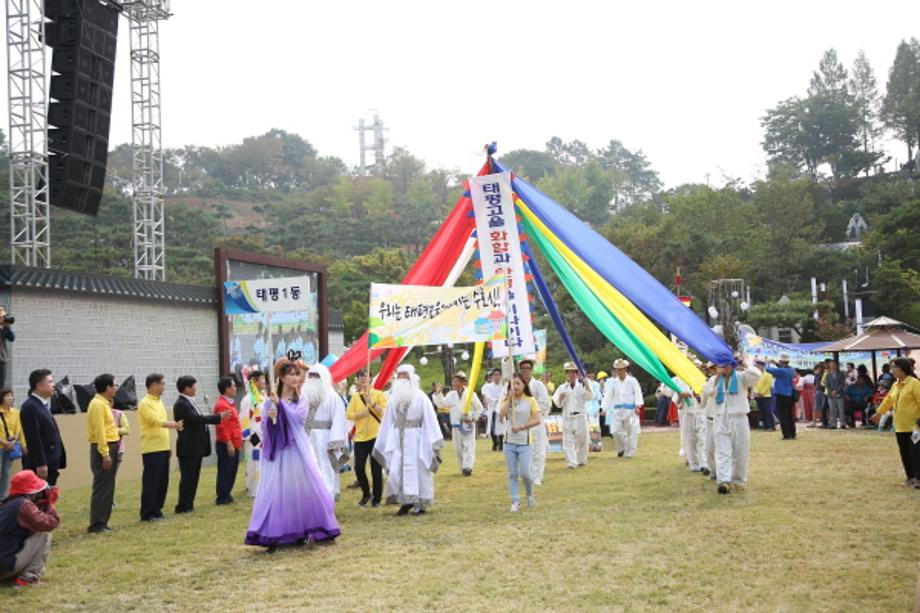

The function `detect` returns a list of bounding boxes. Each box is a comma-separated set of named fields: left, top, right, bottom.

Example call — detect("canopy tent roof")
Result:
left=819, top=317, right=920, bottom=352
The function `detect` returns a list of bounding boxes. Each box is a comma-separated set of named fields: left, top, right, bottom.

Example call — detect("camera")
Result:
left=2, top=314, right=13, bottom=324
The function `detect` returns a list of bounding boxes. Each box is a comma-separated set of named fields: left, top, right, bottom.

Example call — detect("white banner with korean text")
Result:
left=470, top=171, right=535, bottom=357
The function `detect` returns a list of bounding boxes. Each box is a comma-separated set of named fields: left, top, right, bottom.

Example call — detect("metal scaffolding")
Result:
left=6, top=0, right=50, bottom=268
left=124, top=0, right=169, bottom=280
left=354, top=112, right=386, bottom=175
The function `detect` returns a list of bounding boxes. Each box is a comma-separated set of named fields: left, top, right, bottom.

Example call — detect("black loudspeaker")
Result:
left=45, top=0, right=119, bottom=217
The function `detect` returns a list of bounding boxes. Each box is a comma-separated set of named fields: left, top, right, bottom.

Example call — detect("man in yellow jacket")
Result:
left=86, top=374, right=120, bottom=533
left=871, top=358, right=920, bottom=487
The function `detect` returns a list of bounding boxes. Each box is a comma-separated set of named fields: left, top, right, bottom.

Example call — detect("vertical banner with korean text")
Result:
left=470, top=171, right=535, bottom=357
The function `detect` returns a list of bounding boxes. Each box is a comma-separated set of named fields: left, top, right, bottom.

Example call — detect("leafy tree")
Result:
left=849, top=50, right=882, bottom=164
left=743, top=299, right=834, bottom=338
left=498, top=149, right=559, bottom=182
left=881, top=39, right=920, bottom=163
left=536, top=161, right=614, bottom=226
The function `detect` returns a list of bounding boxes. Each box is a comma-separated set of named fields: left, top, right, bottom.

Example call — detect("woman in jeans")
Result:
left=499, top=373, right=542, bottom=512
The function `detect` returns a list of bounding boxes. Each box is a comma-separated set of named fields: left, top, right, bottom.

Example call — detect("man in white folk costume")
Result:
left=601, top=359, right=644, bottom=458
left=662, top=365, right=707, bottom=472
left=517, top=359, right=551, bottom=485
left=552, top=362, right=593, bottom=469
left=703, top=356, right=761, bottom=494
left=481, top=369, right=505, bottom=452
left=434, top=371, right=483, bottom=476
left=373, top=364, right=444, bottom=516
left=302, top=364, right=349, bottom=501
left=700, top=362, right=718, bottom=479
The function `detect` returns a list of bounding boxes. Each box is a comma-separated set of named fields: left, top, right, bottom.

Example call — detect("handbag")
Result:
left=0, top=413, right=23, bottom=460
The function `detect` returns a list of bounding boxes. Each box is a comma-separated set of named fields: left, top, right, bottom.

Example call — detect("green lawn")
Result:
left=4, top=427, right=918, bottom=611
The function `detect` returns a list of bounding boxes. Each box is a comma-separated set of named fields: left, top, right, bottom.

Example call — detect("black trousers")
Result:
left=45, top=468, right=60, bottom=487
left=775, top=394, right=796, bottom=439
left=89, top=442, right=120, bottom=530
left=895, top=432, right=919, bottom=480
left=353, top=439, right=382, bottom=503
left=140, top=450, right=170, bottom=520
left=215, top=443, right=240, bottom=503
left=175, top=455, right=203, bottom=512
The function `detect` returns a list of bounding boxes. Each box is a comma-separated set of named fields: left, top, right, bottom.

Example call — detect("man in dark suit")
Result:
left=19, top=369, right=67, bottom=486
left=173, top=375, right=228, bottom=513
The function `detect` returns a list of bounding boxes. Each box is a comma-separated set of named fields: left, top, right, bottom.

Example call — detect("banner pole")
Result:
left=266, top=311, right=276, bottom=423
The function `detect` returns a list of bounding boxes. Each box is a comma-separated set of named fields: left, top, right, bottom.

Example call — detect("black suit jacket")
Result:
left=173, top=396, right=220, bottom=458
left=19, top=395, right=67, bottom=471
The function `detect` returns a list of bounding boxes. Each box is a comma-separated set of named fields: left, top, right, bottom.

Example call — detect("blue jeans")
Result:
left=0, top=453, right=12, bottom=499
left=503, top=443, right=533, bottom=502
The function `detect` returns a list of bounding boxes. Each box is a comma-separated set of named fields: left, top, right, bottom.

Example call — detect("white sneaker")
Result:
left=533, top=479, right=542, bottom=486
left=527, top=495, right=537, bottom=508
left=509, top=501, right=520, bottom=512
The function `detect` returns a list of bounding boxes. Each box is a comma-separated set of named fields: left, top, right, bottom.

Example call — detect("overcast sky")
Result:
left=4, top=1, right=920, bottom=188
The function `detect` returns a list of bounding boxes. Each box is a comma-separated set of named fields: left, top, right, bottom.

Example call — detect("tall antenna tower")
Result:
left=6, top=0, right=50, bottom=267
left=353, top=111, right=387, bottom=175
left=123, top=0, right=170, bottom=280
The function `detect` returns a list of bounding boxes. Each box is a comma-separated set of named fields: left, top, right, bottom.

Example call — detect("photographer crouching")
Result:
left=0, top=307, right=14, bottom=389
left=0, top=470, right=59, bottom=588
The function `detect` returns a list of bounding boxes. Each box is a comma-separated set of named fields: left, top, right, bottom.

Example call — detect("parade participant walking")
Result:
left=373, top=365, right=443, bottom=516
left=552, top=363, right=593, bottom=468
left=701, top=362, right=718, bottom=478
left=434, top=372, right=483, bottom=476
left=245, top=358, right=340, bottom=551
left=138, top=374, right=183, bottom=522
left=481, top=369, right=505, bottom=452
left=518, top=359, right=551, bottom=485
left=601, top=359, right=644, bottom=458
left=704, top=357, right=761, bottom=494
left=583, top=370, right=602, bottom=435
left=767, top=355, right=797, bottom=440
left=239, top=370, right=266, bottom=497
left=499, top=373, right=541, bottom=512
left=870, top=358, right=920, bottom=487
left=663, top=371, right=706, bottom=472
left=302, top=364, right=348, bottom=502
left=345, top=369, right=386, bottom=507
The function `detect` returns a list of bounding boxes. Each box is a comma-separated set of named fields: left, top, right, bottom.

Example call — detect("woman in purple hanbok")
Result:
left=245, top=360, right=340, bottom=551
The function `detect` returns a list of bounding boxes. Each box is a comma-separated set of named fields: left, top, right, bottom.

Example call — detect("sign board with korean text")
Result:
left=223, top=276, right=311, bottom=315
left=470, top=171, right=535, bottom=357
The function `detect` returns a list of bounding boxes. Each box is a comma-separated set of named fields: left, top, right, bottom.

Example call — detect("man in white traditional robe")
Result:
left=434, top=371, right=483, bottom=476
left=662, top=370, right=706, bottom=472
left=518, top=358, right=550, bottom=485
left=481, top=369, right=505, bottom=452
left=701, top=362, right=718, bottom=480
left=703, top=356, right=761, bottom=494
left=302, top=364, right=349, bottom=501
left=373, top=364, right=444, bottom=515
left=601, top=359, right=644, bottom=458
left=553, top=362, right=593, bottom=469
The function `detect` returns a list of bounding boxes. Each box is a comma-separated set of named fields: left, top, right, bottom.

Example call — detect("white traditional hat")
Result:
left=613, top=358, right=630, bottom=369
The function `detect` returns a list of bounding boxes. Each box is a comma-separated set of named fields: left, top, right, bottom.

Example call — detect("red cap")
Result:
left=8, top=470, right=48, bottom=497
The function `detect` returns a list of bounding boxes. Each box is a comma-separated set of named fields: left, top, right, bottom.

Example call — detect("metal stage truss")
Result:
left=6, top=0, right=50, bottom=268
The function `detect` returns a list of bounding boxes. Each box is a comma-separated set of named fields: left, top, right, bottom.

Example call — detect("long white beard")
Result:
left=305, top=379, right=325, bottom=407
left=391, top=379, right=414, bottom=407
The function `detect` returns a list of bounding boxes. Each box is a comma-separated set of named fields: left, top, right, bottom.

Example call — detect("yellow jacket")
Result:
left=0, top=406, right=27, bottom=450
left=753, top=372, right=774, bottom=397
left=346, top=389, right=387, bottom=442
left=86, top=394, right=119, bottom=456
left=876, top=376, right=920, bottom=433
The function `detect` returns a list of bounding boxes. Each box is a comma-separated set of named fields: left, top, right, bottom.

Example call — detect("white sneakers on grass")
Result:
left=527, top=495, right=537, bottom=508
left=510, top=501, right=520, bottom=512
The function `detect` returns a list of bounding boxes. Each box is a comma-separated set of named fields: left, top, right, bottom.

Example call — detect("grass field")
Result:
left=4, top=427, right=918, bottom=611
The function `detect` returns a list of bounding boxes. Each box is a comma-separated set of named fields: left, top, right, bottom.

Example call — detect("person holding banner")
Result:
left=239, top=370, right=266, bottom=498
left=434, top=372, right=483, bottom=476
left=482, top=369, right=505, bottom=452
left=373, top=364, right=444, bottom=516
left=701, top=362, right=719, bottom=479
left=499, top=372, right=542, bottom=512
left=601, top=360, right=644, bottom=458
left=704, top=356, right=761, bottom=494
left=346, top=369, right=386, bottom=507
left=662, top=371, right=706, bottom=472
left=553, top=363, right=593, bottom=469
left=518, top=359, right=551, bottom=485
left=245, top=358, right=340, bottom=551
left=302, top=364, right=349, bottom=502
